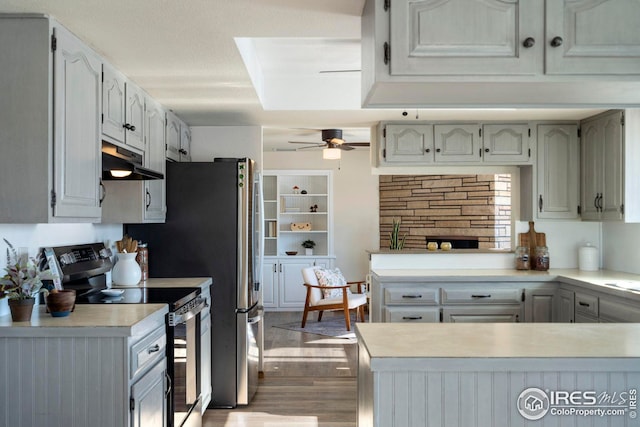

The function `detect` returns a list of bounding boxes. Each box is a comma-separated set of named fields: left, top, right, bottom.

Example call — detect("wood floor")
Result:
left=202, top=311, right=358, bottom=427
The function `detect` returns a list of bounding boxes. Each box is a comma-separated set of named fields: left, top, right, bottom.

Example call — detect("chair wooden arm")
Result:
left=303, top=283, right=350, bottom=290
left=347, top=280, right=367, bottom=293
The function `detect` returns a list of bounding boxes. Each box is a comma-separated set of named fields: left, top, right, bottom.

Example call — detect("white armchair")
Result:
left=301, top=266, right=367, bottom=331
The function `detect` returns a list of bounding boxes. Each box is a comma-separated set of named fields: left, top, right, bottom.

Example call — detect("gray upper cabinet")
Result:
left=166, top=111, right=182, bottom=161
left=581, top=110, right=624, bottom=221
left=362, top=0, right=640, bottom=107
left=0, top=16, right=102, bottom=223
left=390, top=0, right=542, bottom=76
left=384, top=124, right=434, bottom=163
left=434, top=124, right=481, bottom=162
left=102, top=63, right=145, bottom=152
left=179, top=123, right=192, bottom=162
left=144, top=97, right=167, bottom=222
left=536, top=124, right=580, bottom=219
left=546, top=0, right=640, bottom=75
left=379, top=122, right=530, bottom=166
left=482, top=124, right=530, bottom=163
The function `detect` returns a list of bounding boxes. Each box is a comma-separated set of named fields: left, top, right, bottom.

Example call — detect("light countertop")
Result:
left=355, top=322, right=640, bottom=359
left=0, top=304, right=168, bottom=337
left=114, top=277, right=212, bottom=289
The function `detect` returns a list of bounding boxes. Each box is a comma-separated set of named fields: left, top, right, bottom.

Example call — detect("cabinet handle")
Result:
left=550, top=36, right=563, bottom=48
left=515, top=314, right=520, bottom=323
left=471, top=294, right=491, bottom=298
left=402, top=295, right=422, bottom=299
left=597, top=193, right=603, bottom=211
left=402, top=316, right=423, bottom=320
left=273, top=264, right=277, bottom=273
left=279, top=263, right=282, bottom=273
left=99, top=178, right=106, bottom=206
left=578, top=301, right=590, bottom=307
left=123, top=123, right=136, bottom=131
left=594, top=194, right=599, bottom=210
left=538, top=195, right=543, bottom=212
left=522, top=37, right=535, bottom=48
left=145, top=189, right=151, bottom=210
left=165, top=371, right=172, bottom=398
left=147, top=344, right=160, bottom=354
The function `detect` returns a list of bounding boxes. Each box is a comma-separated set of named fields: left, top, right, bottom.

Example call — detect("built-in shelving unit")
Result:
left=262, top=170, right=333, bottom=257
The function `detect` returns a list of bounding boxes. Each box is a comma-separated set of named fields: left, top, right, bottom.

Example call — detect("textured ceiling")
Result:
left=0, top=0, right=605, bottom=150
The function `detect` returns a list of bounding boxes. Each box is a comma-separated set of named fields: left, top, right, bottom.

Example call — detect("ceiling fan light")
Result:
left=323, top=148, right=341, bottom=160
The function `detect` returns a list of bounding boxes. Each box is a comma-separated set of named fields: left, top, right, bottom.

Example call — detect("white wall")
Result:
left=264, top=150, right=379, bottom=281
left=602, top=222, right=640, bottom=274
left=190, top=126, right=263, bottom=170
left=0, top=224, right=122, bottom=270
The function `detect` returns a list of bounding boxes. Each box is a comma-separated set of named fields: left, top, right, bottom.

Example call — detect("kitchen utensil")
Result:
left=518, top=221, right=546, bottom=269
left=578, top=243, right=599, bottom=271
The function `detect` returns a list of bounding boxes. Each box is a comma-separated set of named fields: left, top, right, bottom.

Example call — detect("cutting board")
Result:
left=518, top=221, right=546, bottom=269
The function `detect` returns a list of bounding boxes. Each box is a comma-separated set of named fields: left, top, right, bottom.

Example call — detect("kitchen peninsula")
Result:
left=356, top=322, right=640, bottom=427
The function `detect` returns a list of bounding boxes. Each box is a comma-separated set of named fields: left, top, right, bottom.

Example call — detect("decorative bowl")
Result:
left=285, top=251, right=298, bottom=256
left=45, top=289, right=76, bottom=317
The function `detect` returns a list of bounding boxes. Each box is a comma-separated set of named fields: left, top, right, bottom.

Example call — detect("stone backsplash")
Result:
left=379, top=174, right=511, bottom=250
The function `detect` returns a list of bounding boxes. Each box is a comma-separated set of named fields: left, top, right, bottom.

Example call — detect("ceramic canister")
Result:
left=578, top=243, right=599, bottom=271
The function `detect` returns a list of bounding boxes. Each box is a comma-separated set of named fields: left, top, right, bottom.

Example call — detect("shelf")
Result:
left=281, top=193, right=328, bottom=197
left=280, top=230, right=327, bottom=234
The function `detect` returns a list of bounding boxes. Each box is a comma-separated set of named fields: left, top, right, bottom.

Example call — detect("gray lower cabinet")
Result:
left=443, top=305, right=521, bottom=323
left=555, top=288, right=575, bottom=323
left=523, top=285, right=555, bottom=322
left=131, top=359, right=167, bottom=427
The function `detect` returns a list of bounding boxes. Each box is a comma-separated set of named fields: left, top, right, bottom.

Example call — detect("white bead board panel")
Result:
left=0, top=336, right=127, bottom=427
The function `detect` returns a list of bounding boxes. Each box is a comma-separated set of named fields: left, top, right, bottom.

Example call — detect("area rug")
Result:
left=273, top=314, right=367, bottom=341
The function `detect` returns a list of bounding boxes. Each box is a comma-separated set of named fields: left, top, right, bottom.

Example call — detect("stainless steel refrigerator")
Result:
left=126, top=158, right=263, bottom=408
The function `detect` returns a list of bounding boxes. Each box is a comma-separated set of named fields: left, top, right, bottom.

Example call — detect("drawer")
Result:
left=441, top=288, right=522, bottom=305
left=599, top=299, right=640, bottom=322
left=384, top=287, right=439, bottom=305
left=130, top=325, right=167, bottom=379
left=385, top=307, right=440, bottom=323
left=574, top=292, right=599, bottom=317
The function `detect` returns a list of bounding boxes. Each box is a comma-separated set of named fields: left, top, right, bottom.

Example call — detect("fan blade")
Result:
left=297, top=144, right=325, bottom=150
left=338, top=144, right=355, bottom=151
left=289, top=141, right=324, bottom=146
left=343, top=142, right=370, bottom=147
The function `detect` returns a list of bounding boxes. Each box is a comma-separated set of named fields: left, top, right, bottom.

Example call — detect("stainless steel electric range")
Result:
left=45, top=242, right=206, bottom=427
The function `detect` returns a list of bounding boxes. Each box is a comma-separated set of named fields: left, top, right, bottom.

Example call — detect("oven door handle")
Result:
left=168, top=297, right=208, bottom=326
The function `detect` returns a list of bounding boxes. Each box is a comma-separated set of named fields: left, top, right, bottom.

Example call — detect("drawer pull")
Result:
left=471, top=294, right=491, bottom=298
left=578, top=302, right=590, bottom=307
left=147, top=344, right=161, bottom=354
left=402, top=295, right=423, bottom=299
left=402, top=316, right=423, bottom=320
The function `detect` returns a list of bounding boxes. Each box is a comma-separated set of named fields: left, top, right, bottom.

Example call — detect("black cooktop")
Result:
left=75, top=286, right=200, bottom=310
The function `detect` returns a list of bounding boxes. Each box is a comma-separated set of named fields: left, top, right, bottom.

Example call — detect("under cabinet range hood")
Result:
left=101, top=141, right=164, bottom=180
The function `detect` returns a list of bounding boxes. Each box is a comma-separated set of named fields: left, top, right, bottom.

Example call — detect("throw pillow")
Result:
left=314, top=267, right=352, bottom=299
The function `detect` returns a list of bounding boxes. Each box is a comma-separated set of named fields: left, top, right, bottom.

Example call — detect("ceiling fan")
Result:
left=288, top=129, right=370, bottom=151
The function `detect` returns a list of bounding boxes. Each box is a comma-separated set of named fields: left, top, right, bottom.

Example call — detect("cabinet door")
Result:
left=180, top=123, right=192, bottom=162
left=434, top=124, right=481, bottom=162
left=279, top=259, right=314, bottom=308
left=601, top=111, right=624, bottom=221
left=144, top=98, right=167, bottom=222
left=102, top=64, right=126, bottom=143
left=546, top=0, right=640, bottom=75
left=443, top=305, right=521, bottom=323
left=482, top=124, right=530, bottom=164
left=383, top=124, right=434, bottom=163
left=524, top=288, right=554, bottom=323
left=53, top=25, right=102, bottom=220
left=580, top=118, right=603, bottom=220
left=536, top=124, right=579, bottom=219
left=131, top=359, right=167, bottom=427
left=125, top=82, right=146, bottom=152
left=262, top=262, right=278, bottom=308
left=555, top=288, right=574, bottom=323
left=166, top=111, right=181, bottom=161
left=390, top=0, right=541, bottom=75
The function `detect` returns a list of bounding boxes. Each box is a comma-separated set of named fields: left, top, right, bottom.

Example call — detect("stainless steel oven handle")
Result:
left=168, top=297, right=208, bottom=326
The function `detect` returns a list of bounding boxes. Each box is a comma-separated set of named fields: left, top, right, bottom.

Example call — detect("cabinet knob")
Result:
left=484, top=148, right=490, bottom=153
left=550, top=36, right=563, bottom=47
left=123, top=123, right=136, bottom=131
left=425, top=148, right=430, bottom=153
left=436, top=148, right=441, bottom=153
left=522, top=37, right=535, bottom=48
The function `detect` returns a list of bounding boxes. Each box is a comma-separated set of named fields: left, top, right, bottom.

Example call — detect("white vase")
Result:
left=305, top=248, right=313, bottom=256
left=112, top=253, right=142, bottom=286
